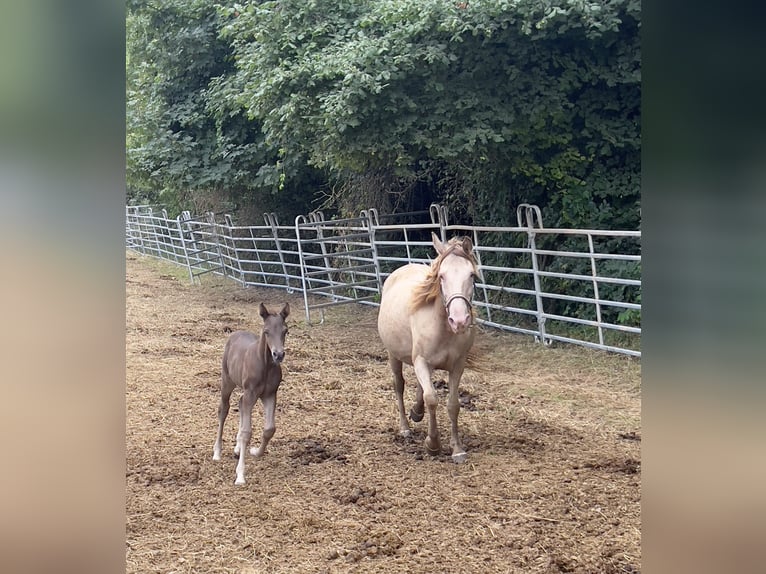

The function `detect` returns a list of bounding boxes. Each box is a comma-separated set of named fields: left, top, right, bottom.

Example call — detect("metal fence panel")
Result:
left=295, top=211, right=380, bottom=324
left=125, top=203, right=641, bottom=356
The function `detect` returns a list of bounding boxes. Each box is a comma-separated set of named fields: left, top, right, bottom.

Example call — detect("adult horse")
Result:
left=213, top=302, right=290, bottom=485
left=377, top=233, right=478, bottom=463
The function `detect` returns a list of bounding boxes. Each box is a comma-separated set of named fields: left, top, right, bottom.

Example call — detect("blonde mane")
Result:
left=409, top=237, right=478, bottom=313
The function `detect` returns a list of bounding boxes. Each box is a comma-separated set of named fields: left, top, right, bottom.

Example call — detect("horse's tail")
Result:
left=464, top=345, right=488, bottom=374
left=464, top=323, right=500, bottom=374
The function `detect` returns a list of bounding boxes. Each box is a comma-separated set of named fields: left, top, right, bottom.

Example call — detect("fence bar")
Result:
left=127, top=202, right=641, bottom=357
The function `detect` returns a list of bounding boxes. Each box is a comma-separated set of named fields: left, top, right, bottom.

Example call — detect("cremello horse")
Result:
left=377, top=233, right=478, bottom=463
left=213, top=302, right=290, bottom=485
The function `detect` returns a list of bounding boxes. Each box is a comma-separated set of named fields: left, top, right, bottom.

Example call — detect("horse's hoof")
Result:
left=234, top=477, right=245, bottom=486
left=249, top=447, right=263, bottom=457
left=399, top=429, right=412, bottom=438
left=425, top=438, right=441, bottom=455
left=410, top=408, right=424, bottom=422
left=212, top=452, right=221, bottom=462
left=452, top=452, right=468, bottom=464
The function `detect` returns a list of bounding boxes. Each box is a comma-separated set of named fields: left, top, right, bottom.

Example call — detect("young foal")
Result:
left=213, top=302, right=289, bottom=485
left=378, top=233, right=478, bottom=463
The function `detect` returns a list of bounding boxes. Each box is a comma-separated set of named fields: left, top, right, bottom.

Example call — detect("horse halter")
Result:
left=443, top=292, right=473, bottom=313
left=437, top=242, right=476, bottom=327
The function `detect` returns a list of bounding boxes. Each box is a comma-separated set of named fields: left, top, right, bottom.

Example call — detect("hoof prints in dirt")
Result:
left=326, top=530, right=403, bottom=562
left=128, top=463, right=201, bottom=486
left=583, top=458, right=640, bottom=475
left=335, top=485, right=377, bottom=505
left=288, top=438, right=347, bottom=465
left=618, top=431, right=641, bottom=442
left=333, top=486, right=390, bottom=513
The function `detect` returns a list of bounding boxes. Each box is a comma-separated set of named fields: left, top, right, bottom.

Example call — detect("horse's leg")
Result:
left=250, top=392, right=277, bottom=457
left=410, top=382, right=424, bottom=423
left=413, top=356, right=441, bottom=455
left=447, top=363, right=468, bottom=464
left=389, top=355, right=411, bottom=437
left=234, top=389, right=256, bottom=485
left=213, top=374, right=235, bottom=461
left=234, top=395, right=243, bottom=456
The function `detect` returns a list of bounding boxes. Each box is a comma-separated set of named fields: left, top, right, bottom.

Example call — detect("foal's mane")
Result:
left=409, top=237, right=478, bottom=312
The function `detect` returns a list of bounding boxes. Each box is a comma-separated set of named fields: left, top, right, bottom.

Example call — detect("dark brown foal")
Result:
left=213, top=302, right=289, bottom=485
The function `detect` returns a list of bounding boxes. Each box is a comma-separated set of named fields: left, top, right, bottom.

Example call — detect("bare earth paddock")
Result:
left=126, top=251, right=641, bottom=573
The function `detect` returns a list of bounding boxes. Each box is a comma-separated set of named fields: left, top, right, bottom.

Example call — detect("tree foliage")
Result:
left=127, top=0, right=640, bottom=230
left=126, top=0, right=320, bottom=217
left=218, top=0, right=640, bottom=227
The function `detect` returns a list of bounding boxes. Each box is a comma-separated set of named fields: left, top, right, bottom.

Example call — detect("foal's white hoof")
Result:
left=249, top=447, right=262, bottom=456
left=212, top=452, right=221, bottom=462
left=399, top=429, right=412, bottom=438
left=452, top=452, right=468, bottom=464
left=235, top=477, right=246, bottom=486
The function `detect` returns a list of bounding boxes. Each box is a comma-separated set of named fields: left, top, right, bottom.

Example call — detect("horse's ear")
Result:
left=461, top=236, right=474, bottom=254
left=259, top=302, right=269, bottom=318
left=280, top=302, right=290, bottom=319
left=432, top=232, right=445, bottom=255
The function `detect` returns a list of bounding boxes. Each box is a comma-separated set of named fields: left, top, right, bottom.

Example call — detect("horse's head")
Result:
left=432, top=233, right=477, bottom=334
left=259, top=302, right=290, bottom=364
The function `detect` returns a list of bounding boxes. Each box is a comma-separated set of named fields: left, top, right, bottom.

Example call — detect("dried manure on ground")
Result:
left=126, top=251, right=641, bottom=573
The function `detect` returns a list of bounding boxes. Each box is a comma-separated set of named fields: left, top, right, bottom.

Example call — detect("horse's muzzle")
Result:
left=272, top=350, right=285, bottom=364
left=444, top=293, right=473, bottom=333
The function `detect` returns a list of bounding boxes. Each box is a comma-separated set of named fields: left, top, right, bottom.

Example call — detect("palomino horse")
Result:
left=378, top=233, right=478, bottom=463
left=213, top=302, right=290, bottom=485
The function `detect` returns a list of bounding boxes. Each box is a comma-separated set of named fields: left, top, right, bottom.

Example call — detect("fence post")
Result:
left=361, top=208, right=382, bottom=295
left=205, top=212, right=226, bottom=278
left=143, top=207, right=152, bottom=252
left=587, top=233, right=606, bottom=347
left=517, top=204, right=549, bottom=346
left=176, top=214, right=194, bottom=284
left=223, top=214, right=246, bottom=285
left=294, top=214, right=320, bottom=324
left=429, top=203, right=448, bottom=241
left=309, top=211, right=337, bottom=300
left=126, top=207, right=143, bottom=254
left=469, top=229, right=493, bottom=324
left=265, top=212, right=294, bottom=292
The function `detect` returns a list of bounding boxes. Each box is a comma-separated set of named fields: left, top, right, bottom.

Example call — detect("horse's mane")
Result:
left=409, top=237, right=478, bottom=312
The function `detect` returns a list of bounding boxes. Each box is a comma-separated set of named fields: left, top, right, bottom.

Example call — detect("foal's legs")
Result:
left=250, top=392, right=277, bottom=457
left=413, top=356, right=441, bottom=455
left=212, top=375, right=235, bottom=461
left=389, top=355, right=411, bottom=437
left=447, top=363, right=468, bottom=464
left=234, top=388, right=257, bottom=485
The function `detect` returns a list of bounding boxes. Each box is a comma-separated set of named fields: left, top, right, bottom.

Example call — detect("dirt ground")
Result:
left=126, top=251, right=641, bottom=574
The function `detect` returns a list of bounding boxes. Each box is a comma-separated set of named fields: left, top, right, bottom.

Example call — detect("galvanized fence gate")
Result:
left=126, top=203, right=641, bottom=357
left=294, top=210, right=380, bottom=324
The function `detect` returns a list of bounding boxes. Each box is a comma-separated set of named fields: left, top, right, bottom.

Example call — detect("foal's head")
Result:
left=259, top=302, right=290, bottom=364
